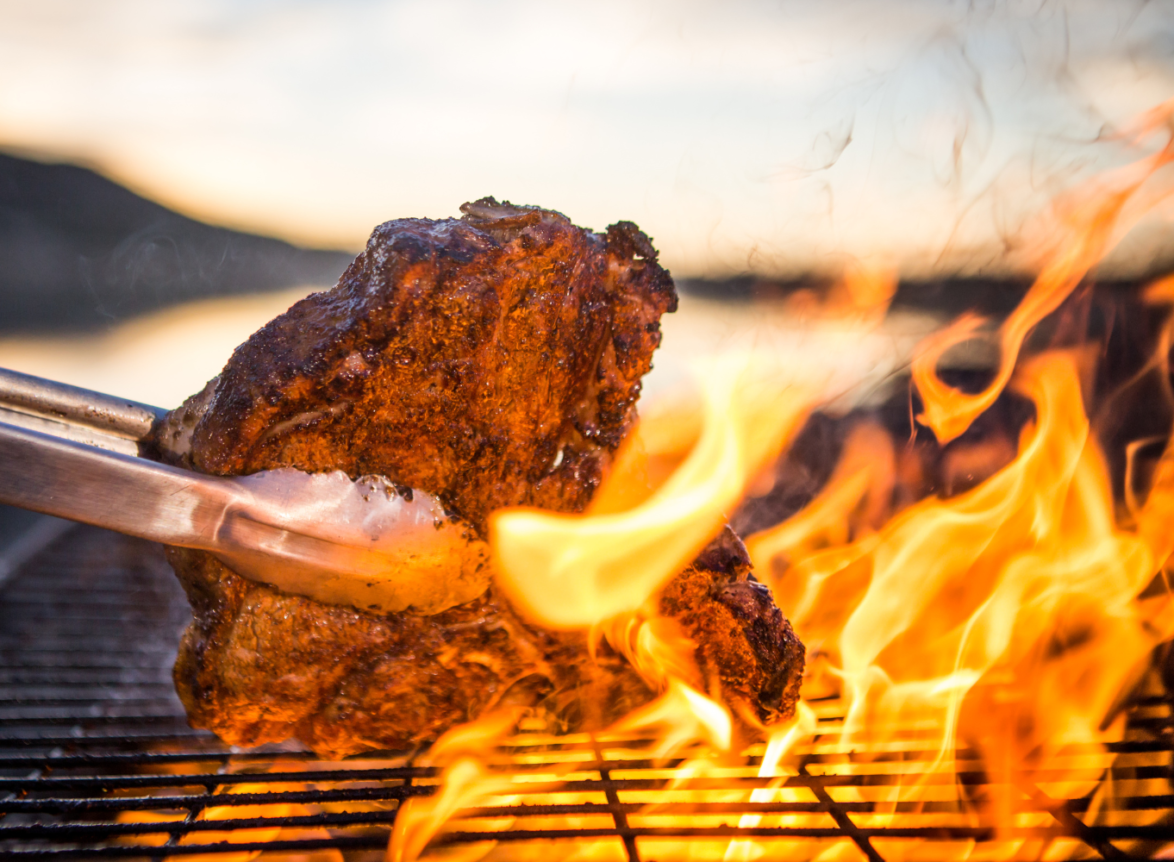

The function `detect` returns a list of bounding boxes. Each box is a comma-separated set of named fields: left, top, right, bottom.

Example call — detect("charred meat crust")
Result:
left=169, top=546, right=653, bottom=756
left=660, top=526, right=805, bottom=727
left=171, top=530, right=799, bottom=757
left=182, top=198, right=677, bottom=533
left=162, top=200, right=803, bottom=755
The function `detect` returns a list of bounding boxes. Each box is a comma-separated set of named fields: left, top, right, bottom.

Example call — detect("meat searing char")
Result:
left=157, top=199, right=804, bottom=756
left=171, top=199, right=675, bottom=529
left=166, top=528, right=802, bottom=756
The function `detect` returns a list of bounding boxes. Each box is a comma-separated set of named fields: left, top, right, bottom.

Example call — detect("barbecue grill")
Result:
left=2, top=522, right=1173, bottom=860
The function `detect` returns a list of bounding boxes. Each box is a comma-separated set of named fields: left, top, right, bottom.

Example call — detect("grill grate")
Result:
left=1, top=526, right=1173, bottom=860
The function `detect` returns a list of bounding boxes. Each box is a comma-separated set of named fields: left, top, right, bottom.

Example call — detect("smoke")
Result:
left=0, top=0, right=1170, bottom=279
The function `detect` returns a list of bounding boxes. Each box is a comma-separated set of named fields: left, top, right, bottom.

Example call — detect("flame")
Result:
left=828, top=260, right=899, bottom=325
left=784, top=261, right=898, bottom=327
left=769, top=353, right=1153, bottom=722
left=388, top=708, right=525, bottom=862
left=596, top=613, right=701, bottom=693
left=490, top=356, right=815, bottom=628
left=738, top=108, right=1174, bottom=858
left=847, top=354, right=1153, bottom=751
left=114, top=759, right=343, bottom=862
left=1139, top=425, right=1174, bottom=576
left=747, top=420, right=895, bottom=580
left=748, top=342, right=1174, bottom=853
left=913, top=99, right=1174, bottom=444
left=383, top=358, right=819, bottom=860
left=723, top=701, right=819, bottom=862
left=378, top=357, right=811, bottom=861
left=1143, top=272, right=1174, bottom=305
left=610, top=678, right=733, bottom=759
left=375, top=105, right=1174, bottom=860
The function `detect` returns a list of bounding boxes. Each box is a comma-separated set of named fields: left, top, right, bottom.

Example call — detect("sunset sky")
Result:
left=1, top=0, right=1171, bottom=279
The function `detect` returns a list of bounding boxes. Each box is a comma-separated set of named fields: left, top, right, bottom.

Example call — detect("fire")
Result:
left=388, top=708, right=526, bottom=862
left=114, top=758, right=343, bottom=862
left=611, top=678, right=733, bottom=758
left=490, top=353, right=822, bottom=762
left=490, top=356, right=816, bottom=628
left=723, top=702, right=819, bottom=862
left=913, top=98, right=1174, bottom=445
left=747, top=419, right=896, bottom=588
left=384, top=105, right=1174, bottom=860
left=382, top=358, right=819, bottom=861
left=770, top=352, right=1160, bottom=774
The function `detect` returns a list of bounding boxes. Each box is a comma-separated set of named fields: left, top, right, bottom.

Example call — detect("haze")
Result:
left=0, top=0, right=1171, bottom=281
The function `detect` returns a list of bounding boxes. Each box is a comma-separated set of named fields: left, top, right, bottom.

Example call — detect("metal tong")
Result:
left=0, top=367, right=490, bottom=614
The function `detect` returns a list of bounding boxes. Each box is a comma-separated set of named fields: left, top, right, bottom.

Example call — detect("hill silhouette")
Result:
left=0, top=151, right=355, bottom=333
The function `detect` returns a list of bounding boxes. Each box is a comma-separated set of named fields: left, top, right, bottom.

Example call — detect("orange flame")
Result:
left=830, top=260, right=899, bottom=325
left=913, top=99, right=1174, bottom=444
left=747, top=420, right=895, bottom=580
left=379, top=103, right=1174, bottom=860
left=115, top=759, right=342, bottom=862
left=490, top=358, right=815, bottom=629
left=723, top=701, right=818, bottom=862
left=1139, top=425, right=1174, bottom=575
left=384, top=358, right=820, bottom=861
left=784, top=260, right=898, bottom=327
left=387, top=708, right=524, bottom=862
left=610, top=678, right=733, bottom=759
left=749, top=348, right=1174, bottom=841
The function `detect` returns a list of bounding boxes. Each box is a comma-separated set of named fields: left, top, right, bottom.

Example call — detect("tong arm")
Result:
left=0, top=368, right=492, bottom=614
left=0, top=366, right=164, bottom=442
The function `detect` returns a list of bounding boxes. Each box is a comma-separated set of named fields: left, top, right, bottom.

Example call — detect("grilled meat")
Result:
left=166, top=199, right=672, bottom=531
left=158, top=199, right=804, bottom=755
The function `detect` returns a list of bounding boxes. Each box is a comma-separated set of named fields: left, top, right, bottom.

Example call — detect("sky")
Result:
left=0, top=0, right=1171, bottom=279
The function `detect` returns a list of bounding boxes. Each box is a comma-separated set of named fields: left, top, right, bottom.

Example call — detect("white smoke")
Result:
left=0, top=0, right=1169, bottom=278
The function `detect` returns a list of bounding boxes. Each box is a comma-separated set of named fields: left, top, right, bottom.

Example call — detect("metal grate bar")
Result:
left=1, top=785, right=422, bottom=815
left=799, top=760, right=885, bottom=862
left=8, top=799, right=1157, bottom=843
left=1, top=527, right=1173, bottom=859
left=591, top=734, right=641, bottom=862
left=1021, top=781, right=1130, bottom=861
left=9, top=765, right=1172, bottom=799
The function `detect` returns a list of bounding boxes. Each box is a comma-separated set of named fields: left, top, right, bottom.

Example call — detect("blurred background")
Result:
left=0, top=0, right=1171, bottom=409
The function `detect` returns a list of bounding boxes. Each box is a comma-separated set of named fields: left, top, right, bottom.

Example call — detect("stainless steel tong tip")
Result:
left=0, top=367, right=489, bottom=614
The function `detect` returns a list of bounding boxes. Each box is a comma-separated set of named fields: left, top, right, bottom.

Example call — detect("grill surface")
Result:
left=1, top=525, right=1173, bottom=860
